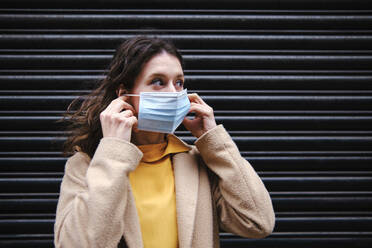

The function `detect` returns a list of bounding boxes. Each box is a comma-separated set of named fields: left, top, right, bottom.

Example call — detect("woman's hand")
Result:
left=182, top=93, right=217, bottom=138
left=100, top=96, right=137, bottom=142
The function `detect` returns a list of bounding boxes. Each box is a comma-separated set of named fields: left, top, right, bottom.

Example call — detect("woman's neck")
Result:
left=131, top=130, right=166, bottom=146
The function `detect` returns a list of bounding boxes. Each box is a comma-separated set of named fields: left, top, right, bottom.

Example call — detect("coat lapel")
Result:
left=172, top=151, right=199, bottom=248
left=122, top=184, right=143, bottom=248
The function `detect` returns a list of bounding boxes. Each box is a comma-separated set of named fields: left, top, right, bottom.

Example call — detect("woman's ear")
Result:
left=116, top=84, right=127, bottom=97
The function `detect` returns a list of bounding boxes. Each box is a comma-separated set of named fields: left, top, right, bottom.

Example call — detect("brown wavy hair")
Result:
left=60, top=36, right=184, bottom=158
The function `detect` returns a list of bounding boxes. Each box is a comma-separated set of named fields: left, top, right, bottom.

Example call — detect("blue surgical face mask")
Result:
left=125, top=89, right=190, bottom=133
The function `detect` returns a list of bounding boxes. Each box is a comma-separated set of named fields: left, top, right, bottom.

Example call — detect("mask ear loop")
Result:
left=123, top=94, right=140, bottom=96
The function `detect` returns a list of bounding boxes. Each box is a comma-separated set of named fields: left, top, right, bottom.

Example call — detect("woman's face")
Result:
left=128, top=51, right=184, bottom=114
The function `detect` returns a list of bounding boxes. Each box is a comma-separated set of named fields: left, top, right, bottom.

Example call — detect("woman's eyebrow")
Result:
left=147, top=72, right=184, bottom=78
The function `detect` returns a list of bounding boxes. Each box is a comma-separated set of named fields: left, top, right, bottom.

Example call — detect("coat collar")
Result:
left=172, top=150, right=199, bottom=248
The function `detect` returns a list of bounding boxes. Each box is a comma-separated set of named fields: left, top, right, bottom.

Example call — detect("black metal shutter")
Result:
left=0, top=0, right=371, bottom=247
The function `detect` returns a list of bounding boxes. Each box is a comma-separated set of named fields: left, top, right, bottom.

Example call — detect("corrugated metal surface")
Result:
left=0, top=0, right=371, bottom=247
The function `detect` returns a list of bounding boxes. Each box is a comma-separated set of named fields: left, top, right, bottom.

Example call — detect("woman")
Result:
left=54, top=36, right=275, bottom=248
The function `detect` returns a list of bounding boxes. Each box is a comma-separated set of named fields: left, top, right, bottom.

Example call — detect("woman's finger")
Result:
left=127, top=116, right=138, bottom=126
left=188, top=93, right=202, bottom=104
left=119, top=96, right=136, bottom=113
left=110, top=112, right=137, bottom=126
left=105, top=96, right=128, bottom=113
left=188, top=93, right=208, bottom=106
left=106, top=96, right=135, bottom=114
left=119, top=110, right=134, bottom=118
left=194, top=93, right=208, bottom=105
left=188, top=103, right=211, bottom=117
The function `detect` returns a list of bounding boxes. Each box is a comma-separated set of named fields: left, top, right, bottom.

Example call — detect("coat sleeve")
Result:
left=194, top=125, right=275, bottom=238
left=54, top=137, right=143, bottom=248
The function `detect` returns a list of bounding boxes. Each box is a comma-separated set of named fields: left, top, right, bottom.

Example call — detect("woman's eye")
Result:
left=151, top=78, right=164, bottom=86
left=176, top=80, right=184, bottom=87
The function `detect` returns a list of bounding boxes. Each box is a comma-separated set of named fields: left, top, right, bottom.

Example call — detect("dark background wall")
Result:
left=0, top=0, right=372, bottom=247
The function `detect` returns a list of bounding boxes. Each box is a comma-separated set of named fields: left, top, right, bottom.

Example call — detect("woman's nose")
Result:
left=165, top=82, right=177, bottom=92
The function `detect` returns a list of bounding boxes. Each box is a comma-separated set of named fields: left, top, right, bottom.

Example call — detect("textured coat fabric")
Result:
left=54, top=125, right=275, bottom=248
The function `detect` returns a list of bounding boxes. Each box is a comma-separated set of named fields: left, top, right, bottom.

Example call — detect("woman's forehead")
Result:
left=141, top=52, right=183, bottom=78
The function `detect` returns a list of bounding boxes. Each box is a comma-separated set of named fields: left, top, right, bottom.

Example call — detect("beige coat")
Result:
left=54, top=125, right=275, bottom=248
